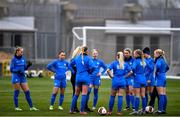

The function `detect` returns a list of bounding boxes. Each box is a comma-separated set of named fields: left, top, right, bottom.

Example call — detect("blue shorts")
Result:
left=54, top=79, right=66, bottom=88
left=133, top=81, right=146, bottom=88
left=147, top=78, right=155, bottom=87
left=112, top=83, right=126, bottom=90
left=75, top=73, right=90, bottom=86
left=112, top=81, right=126, bottom=90
left=76, top=79, right=90, bottom=86
left=90, top=76, right=101, bottom=86
left=156, top=78, right=166, bottom=87
left=126, top=78, right=133, bottom=86
left=11, top=74, right=27, bottom=84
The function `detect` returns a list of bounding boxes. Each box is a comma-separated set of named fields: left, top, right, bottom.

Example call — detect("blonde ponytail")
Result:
left=135, top=49, right=145, bottom=68
left=71, top=46, right=81, bottom=59
left=81, top=46, right=88, bottom=65
left=117, top=51, right=124, bottom=69
left=155, top=49, right=167, bottom=64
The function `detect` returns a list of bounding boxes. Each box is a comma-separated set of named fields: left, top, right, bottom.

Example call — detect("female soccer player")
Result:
left=143, top=47, right=155, bottom=105
left=86, top=49, right=107, bottom=110
left=10, top=47, right=39, bottom=111
left=129, top=49, right=147, bottom=115
left=107, top=52, right=131, bottom=115
left=123, top=48, right=135, bottom=111
left=70, top=46, right=81, bottom=112
left=47, top=51, right=73, bottom=111
left=154, top=49, right=169, bottom=114
left=70, top=46, right=95, bottom=115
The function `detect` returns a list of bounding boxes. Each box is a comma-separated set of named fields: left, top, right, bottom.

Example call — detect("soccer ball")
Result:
left=145, top=106, right=154, bottom=113
left=98, top=107, right=107, bottom=115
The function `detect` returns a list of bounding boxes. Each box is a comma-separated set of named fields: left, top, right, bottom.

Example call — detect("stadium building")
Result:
left=0, top=0, right=180, bottom=75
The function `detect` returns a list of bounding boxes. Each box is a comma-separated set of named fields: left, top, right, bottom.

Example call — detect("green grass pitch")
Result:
left=0, top=77, right=180, bottom=116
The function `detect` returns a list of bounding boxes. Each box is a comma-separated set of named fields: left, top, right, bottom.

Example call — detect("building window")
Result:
left=133, top=36, right=143, bottom=50
left=11, top=34, right=22, bottom=47
left=150, top=36, right=159, bottom=53
left=116, top=36, right=125, bottom=52
left=0, top=33, right=3, bottom=47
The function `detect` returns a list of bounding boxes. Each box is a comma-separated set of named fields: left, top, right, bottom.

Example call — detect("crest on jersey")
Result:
left=140, top=61, right=146, bottom=66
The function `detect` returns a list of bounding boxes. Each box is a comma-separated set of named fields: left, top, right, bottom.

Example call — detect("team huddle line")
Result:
left=10, top=46, right=169, bottom=116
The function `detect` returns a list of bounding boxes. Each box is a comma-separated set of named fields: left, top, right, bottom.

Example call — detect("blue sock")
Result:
left=81, top=95, right=87, bottom=112
left=50, top=93, right=57, bottom=106
left=24, top=90, right=33, bottom=108
left=108, top=95, right=115, bottom=112
left=93, top=88, right=98, bottom=107
left=126, top=95, right=130, bottom=108
left=118, top=96, right=123, bottom=112
left=158, top=95, right=164, bottom=112
left=163, top=95, right=167, bottom=112
left=59, top=94, right=64, bottom=106
left=145, top=93, right=148, bottom=106
left=86, top=88, right=91, bottom=105
left=130, top=95, right=135, bottom=108
left=70, top=95, right=79, bottom=111
left=14, top=90, right=20, bottom=108
left=142, top=97, right=147, bottom=111
left=135, top=96, right=140, bottom=111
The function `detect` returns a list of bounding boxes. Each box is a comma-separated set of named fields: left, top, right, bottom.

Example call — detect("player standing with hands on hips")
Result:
left=70, top=46, right=95, bottom=115
left=86, top=49, right=107, bottom=111
left=107, top=51, right=132, bottom=116
left=47, top=51, right=74, bottom=111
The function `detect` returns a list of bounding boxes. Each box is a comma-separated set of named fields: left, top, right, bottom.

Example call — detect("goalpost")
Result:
left=71, top=26, right=180, bottom=77
left=72, top=26, right=180, bottom=46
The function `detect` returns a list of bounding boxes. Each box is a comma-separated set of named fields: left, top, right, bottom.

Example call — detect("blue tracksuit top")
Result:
left=132, top=57, right=147, bottom=83
left=144, top=57, right=154, bottom=81
left=124, top=57, right=134, bottom=79
left=70, top=54, right=95, bottom=74
left=90, top=58, right=107, bottom=78
left=10, top=55, right=27, bottom=75
left=109, top=60, right=131, bottom=81
left=155, top=56, right=169, bottom=80
left=47, top=59, right=73, bottom=80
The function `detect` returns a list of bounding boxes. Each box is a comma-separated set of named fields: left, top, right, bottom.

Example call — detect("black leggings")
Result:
left=70, top=74, right=76, bottom=96
left=70, top=73, right=78, bottom=109
left=149, top=86, right=159, bottom=107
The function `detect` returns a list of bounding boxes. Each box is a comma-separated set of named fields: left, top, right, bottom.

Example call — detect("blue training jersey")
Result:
left=70, top=54, right=95, bottom=74
left=132, top=57, right=147, bottom=83
left=124, top=56, right=134, bottom=79
left=90, top=58, right=107, bottom=77
left=144, top=57, right=154, bottom=81
left=47, top=59, right=73, bottom=80
left=109, top=60, right=131, bottom=81
left=10, top=55, right=27, bottom=75
left=155, top=56, right=169, bottom=80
